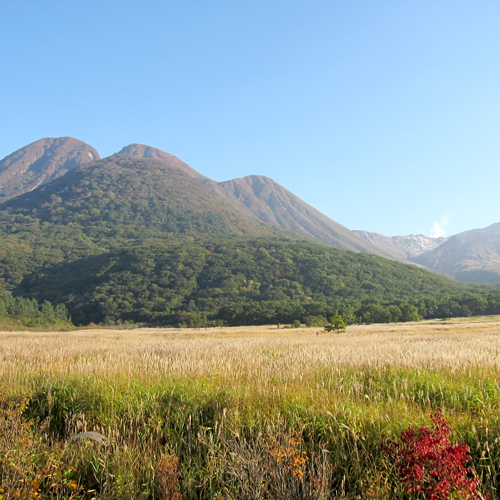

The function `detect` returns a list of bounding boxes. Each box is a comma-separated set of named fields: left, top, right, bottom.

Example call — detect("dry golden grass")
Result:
left=2, top=316, right=500, bottom=392
left=2, top=317, right=500, bottom=499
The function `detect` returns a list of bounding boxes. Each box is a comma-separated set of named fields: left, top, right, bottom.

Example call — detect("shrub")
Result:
left=324, top=311, right=346, bottom=333
left=303, top=315, right=327, bottom=327
left=383, top=409, right=488, bottom=500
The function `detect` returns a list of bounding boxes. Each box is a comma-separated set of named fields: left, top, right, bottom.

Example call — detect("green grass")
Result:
left=1, top=322, right=499, bottom=499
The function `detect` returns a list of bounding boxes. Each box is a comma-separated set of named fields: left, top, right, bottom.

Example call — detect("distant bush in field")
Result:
left=303, top=315, right=328, bottom=327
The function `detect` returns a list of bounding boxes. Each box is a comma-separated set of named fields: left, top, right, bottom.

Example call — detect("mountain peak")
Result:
left=115, top=144, right=207, bottom=181
left=353, top=230, right=447, bottom=261
left=0, top=137, right=100, bottom=202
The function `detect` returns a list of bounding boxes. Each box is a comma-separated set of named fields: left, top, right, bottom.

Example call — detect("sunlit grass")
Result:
left=1, top=317, right=500, bottom=498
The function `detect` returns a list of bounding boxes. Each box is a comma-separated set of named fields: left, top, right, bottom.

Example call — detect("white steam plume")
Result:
left=430, top=213, right=450, bottom=238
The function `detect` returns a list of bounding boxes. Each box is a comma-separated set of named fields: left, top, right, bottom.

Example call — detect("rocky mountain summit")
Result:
left=0, top=137, right=100, bottom=202
left=353, top=230, right=447, bottom=261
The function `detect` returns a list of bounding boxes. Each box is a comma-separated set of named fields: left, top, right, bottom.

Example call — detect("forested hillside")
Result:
left=0, top=155, right=275, bottom=240
left=13, top=239, right=498, bottom=326
left=0, top=148, right=498, bottom=328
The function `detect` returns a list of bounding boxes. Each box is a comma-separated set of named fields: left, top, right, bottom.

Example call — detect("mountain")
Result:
left=0, top=137, right=100, bottom=202
left=414, top=223, right=500, bottom=284
left=0, top=154, right=274, bottom=242
left=353, top=230, right=447, bottom=261
left=116, top=144, right=208, bottom=181
left=117, top=144, right=392, bottom=257
left=201, top=175, right=393, bottom=256
left=0, top=139, right=393, bottom=257
left=0, top=139, right=498, bottom=327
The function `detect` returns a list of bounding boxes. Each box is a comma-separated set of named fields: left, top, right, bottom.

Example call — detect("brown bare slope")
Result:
left=202, top=175, right=393, bottom=256
left=0, top=137, right=100, bottom=202
left=414, top=223, right=500, bottom=284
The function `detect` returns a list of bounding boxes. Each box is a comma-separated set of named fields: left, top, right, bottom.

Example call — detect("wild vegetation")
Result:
left=1, top=318, right=499, bottom=499
left=0, top=154, right=499, bottom=328
left=0, top=294, right=71, bottom=329
left=10, top=238, right=500, bottom=326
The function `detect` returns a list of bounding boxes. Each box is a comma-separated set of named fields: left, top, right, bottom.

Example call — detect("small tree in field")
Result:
left=324, top=311, right=346, bottom=333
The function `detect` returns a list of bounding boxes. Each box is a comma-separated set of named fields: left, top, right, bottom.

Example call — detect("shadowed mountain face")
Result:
left=201, top=175, right=393, bottom=256
left=414, top=223, right=500, bottom=284
left=0, top=137, right=100, bottom=202
left=353, top=230, right=447, bottom=261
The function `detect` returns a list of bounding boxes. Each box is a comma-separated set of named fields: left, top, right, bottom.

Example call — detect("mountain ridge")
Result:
left=0, top=154, right=274, bottom=241
left=0, top=137, right=100, bottom=202
left=202, top=175, right=392, bottom=256
left=353, top=230, right=447, bottom=261
left=414, top=223, right=500, bottom=284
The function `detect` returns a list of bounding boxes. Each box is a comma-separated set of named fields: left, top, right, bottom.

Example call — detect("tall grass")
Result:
left=1, top=317, right=500, bottom=498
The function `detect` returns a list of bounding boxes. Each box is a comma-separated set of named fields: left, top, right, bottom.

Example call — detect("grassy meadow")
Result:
left=2, top=318, right=500, bottom=499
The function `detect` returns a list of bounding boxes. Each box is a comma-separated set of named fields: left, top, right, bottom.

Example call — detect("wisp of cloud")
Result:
left=430, top=214, right=450, bottom=238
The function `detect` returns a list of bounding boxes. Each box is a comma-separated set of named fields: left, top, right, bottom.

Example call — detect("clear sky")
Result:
left=2, top=1, right=499, bottom=238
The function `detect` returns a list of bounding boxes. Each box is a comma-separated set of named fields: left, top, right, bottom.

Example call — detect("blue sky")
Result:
left=2, top=1, right=499, bottom=237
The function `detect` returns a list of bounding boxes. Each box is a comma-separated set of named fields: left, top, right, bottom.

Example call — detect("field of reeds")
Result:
left=2, top=317, right=500, bottom=499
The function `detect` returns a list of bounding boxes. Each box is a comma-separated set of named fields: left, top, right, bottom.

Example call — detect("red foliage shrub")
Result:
left=383, top=410, right=488, bottom=500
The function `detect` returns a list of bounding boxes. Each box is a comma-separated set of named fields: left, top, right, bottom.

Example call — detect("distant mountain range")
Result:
left=353, top=231, right=447, bottom=261
left=355, top=227, right=500, bottom=285
left=413, top=223, right=500, bottom=284
left=0, top=137, right=498, bottom=285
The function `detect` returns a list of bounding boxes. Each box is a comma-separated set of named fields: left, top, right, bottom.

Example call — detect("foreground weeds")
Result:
left=1, top=319, right=500, bottom=498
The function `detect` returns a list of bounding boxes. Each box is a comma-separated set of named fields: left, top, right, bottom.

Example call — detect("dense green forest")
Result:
left=10, top=238, right=500, bottom=326
left=0, top=294, right=71, bottom=327
left=0, top=155, right=499, bottom=327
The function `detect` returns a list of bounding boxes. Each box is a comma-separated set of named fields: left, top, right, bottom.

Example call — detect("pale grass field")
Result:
left=2, top=315, right=500, bottom=389
left=2, top=317, right=500, bottom=498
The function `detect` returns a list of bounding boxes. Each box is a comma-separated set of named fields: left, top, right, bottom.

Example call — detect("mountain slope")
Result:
left=0, top=154, right=273, bottom=241
left=414, top=223, right=500, bottom=284
left=112, top=144, right=391, bottom=256
left=353, top=230, right=447, bottom=261
left=0, top=137, right=100, bottom=202
left=15, top=238, right=475, bottom=326
left=117, top=143, right=208, bottom=181
left=201, top=175, right=393, bottom=256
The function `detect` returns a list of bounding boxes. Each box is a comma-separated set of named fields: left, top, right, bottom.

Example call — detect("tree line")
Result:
left=11, top=238, right=500, bottom=327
